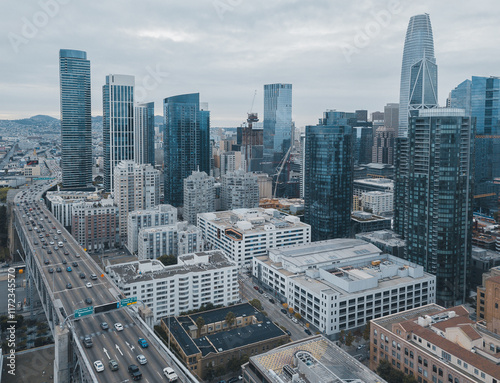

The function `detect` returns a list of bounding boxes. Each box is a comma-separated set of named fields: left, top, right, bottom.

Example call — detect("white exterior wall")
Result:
left=137, top=222, right=203, bottom=260
left=107, top=254, right=240, bottom=323
left=253, top=255, right=435, bottom=336
left=126, top=205, right=177, bottom=254
left=198, top=212, right=311, bottom=269
left=362, top=191, right=394, bottom=215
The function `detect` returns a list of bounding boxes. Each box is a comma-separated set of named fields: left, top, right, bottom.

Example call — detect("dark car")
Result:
left=304, top=329, right=312, bottom=335
left=83, top=336, right=93, bottom=348
left=228, top=378, right=239, bottom=383
left=56, top=267, right=62, bottom=273
left=85, top=297, right=92, bottom=305
left=281, top=308, right=288, bottom=314
left=64, top=250, right=69, bottom=255
left=285, top=330, right=291, bottom=336
left=66, top=283, right=72, bottom=289
left=47, top=250, right=52, bottom=254
left=72, top=262, right=78, bottom=267
left=44, top=259, right=50, bottom=265
left=253, top=286, right=259, bottom=290
left=79, top=272, right=86, bottom=279
left=258, top=289, right=264, bottom=294
left=62, top=259, right=67, bottom=264
left=128, top=364, right=142, bottom=381
left=269, top=298, right=275, bottom=304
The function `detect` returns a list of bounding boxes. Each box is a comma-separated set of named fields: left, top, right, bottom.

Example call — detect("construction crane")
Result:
left=272, top=146, right=292, bottom=199
left=248, top=90, right=257, bottom=114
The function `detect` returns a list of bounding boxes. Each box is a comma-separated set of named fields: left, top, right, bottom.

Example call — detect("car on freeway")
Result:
left=64, top=250, right=69, bottom=255
left=128, top=364, right=142, bottom=381
left=66, top=266, right=72, bottom=272
left=90, top=273, right=97, bottom=280
left=114, top=323, right=124, bottom=331
left=79, top=272, right=85, bottom=279
left=72, top=262, right=78, bottom=267
left=100, top=322, right=109, bottom=330
left=44, top=259, right=50, bottom=265
left=56, top=267, right=62, bottom=273
left=163, top=367, right=178, bottom=382
left=49, top=241, right=54, bottom=245
left=66, top=283, right=72, bottom=289
left=136, top=354, right=147, bottom=365
left=108, top=359, right=119, bottom=371
left=83, top=336, right=93, bottom=348
left=85, top=298, right=92, bottom=305
left=62, top=259, right=67, bottom=264
left=138, top=338, right=148, bottom=348
left=47, top=250, right=52, bottom=254
left=48, top=268, right=54, bottom=273
left=94, top=360, right=104, bottom=372
left=86, top=282, right=92, bottom=288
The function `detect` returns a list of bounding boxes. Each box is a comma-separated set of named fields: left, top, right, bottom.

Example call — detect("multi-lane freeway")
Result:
left=13, top=168, right=190, bottom=382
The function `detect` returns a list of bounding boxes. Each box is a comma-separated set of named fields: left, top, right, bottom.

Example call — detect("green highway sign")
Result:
left=75, top=306, right=94, bottom=319
left=32, top=177, right=55, bottom=180
left=120, top=297, right=137, bottom=307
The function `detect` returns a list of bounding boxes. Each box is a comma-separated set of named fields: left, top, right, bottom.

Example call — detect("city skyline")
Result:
left=2, top=1, right=500, bottom=128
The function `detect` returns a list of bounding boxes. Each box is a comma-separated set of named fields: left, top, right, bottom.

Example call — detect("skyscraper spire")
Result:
left=398, top=14, right=437, bottom=137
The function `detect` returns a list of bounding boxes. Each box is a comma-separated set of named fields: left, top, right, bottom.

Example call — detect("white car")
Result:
left=86, top=282, right=92, bottom=288
left=49, top=241, right=54, bottom=245
left=94, top=360, right=104, bottom=372
left=136, top=354, right=147, bottom=365
left=163, top=367, right=178, bottom=382
left=114, top=323, right=124, bottom=331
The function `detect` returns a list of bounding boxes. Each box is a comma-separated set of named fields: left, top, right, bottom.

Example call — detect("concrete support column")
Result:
left=54, top=325, right=71, bottom=383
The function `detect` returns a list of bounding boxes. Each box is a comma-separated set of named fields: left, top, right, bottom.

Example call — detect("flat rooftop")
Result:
left=198, top=208, right=309, bottom=234
left=164, top=303, right=286, bottom=357
left=250, top=335, right=387, bottom=383
left=355, top=230, right=406, bottom=248
left=268, top=239, right=381, bottom=268
left=106, top=250, right=234, bottom=284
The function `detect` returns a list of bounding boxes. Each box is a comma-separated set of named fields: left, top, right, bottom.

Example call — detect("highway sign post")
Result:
left=74, top=306, right=94, bottom=319
left=120, top=296, right=138, bottom=307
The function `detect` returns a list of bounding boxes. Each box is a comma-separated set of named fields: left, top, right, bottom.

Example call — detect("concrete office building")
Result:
left=355, top=230, right=406, bottom=259
left=198, top=208, right=311, bottom=269
left=370, top=304, right=500, bottom=383
left=137, top=222, right=203, bottom=260
left=71, top=198, right=118, bottom=251
left=106, top=251, right=239, bottom=322
left=361, top=191, right=394, bottom=215
left=126, top=204, right=177, bottom=254
left=46, top=190, right=101, bottom=227
left=351, top=211, right=392, bottom=235
left=183, top=171, right=215, bottom=226
left=221, top=170, right=259, bottom=211
left=253, top=239, right=435, bottom=337
left=114, top=160, right=160, bottom=243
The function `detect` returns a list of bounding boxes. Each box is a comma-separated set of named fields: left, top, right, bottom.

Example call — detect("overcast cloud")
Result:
left=1, top=0, right=499, bottom=128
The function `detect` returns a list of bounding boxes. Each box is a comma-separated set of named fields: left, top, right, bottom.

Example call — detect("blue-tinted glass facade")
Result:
left=164, top=93, right=210, bottom=207
left=103, top=75, right=135, bottom=192
left=263, top=83, right=292, bottom=156
left=304, top=124, right=353, bottom=241
left=405, top=109, right=473, bottom=306
left=59, top=49, right=92, bottom=189
left=450, top=76, right=500, bottom=213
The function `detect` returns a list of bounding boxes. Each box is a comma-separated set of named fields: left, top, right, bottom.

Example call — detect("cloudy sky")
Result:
left=1, top=0, right=499, bottom=127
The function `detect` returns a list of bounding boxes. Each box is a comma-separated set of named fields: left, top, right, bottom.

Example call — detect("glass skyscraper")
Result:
left=164, top=93, right=210, bottom=207
left=59, top=49, right=92, bottom=189
left=103, top=74, right=135, bottom=193
left=404, top=108, right=473, bottom=306
left=450, top=76, right=500, bottom=213
left=263, top=83, right=292, bottom=158
left=134, top=102, right=155, bottom=166
left=304, top=121, right=353, bottom=242
left=398, top=14, right=437, bottom=138
left=395, top=14, right=438, bottom=236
